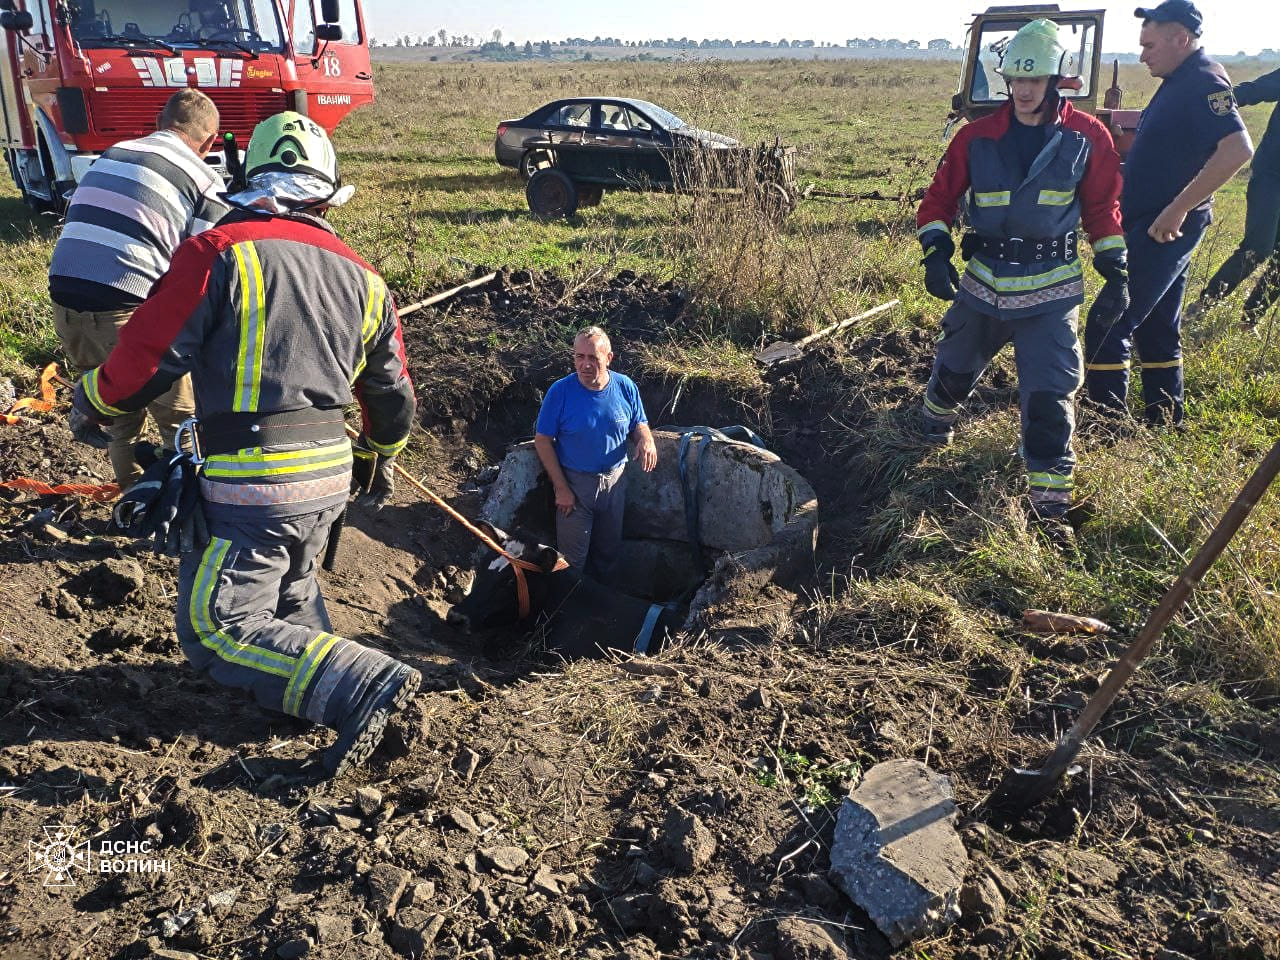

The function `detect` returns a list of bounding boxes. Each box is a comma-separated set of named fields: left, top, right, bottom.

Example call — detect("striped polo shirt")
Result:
left=49, top=130, right=230, bottom=312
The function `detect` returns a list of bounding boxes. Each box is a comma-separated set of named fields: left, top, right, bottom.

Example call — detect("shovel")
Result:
left=989, top=436, right=1280, bottom=818
left=754, top=299, right=899, bottom=367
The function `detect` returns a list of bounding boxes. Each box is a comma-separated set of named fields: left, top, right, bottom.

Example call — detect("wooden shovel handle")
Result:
left=1035, top=437, right=1280, bottom=782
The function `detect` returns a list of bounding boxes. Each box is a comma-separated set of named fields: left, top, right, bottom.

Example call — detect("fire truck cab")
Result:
left=0, top=0, right=375, bottom=210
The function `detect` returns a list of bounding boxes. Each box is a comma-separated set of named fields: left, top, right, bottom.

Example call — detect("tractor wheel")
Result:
left=578, top=186, right=604, bottom=208
left=527, top=169, right=579, bottom=221
left=519, top=149, right=553, bottom=182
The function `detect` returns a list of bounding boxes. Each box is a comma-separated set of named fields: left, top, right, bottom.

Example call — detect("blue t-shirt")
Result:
left=1122, top=48, right=1247, bottom=224
left=535, top=372, right=646, bottom=474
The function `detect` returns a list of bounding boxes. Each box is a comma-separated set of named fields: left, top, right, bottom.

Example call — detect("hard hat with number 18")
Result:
left=998, top=19, right=1079, bottom=79
left=243, top=111, right=341, bottom=188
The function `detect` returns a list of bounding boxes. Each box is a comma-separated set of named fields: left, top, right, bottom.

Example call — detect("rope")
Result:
left=343, top=425, right=566, bottom=619
left=0, top=477, right=120, bottom=502
left=673, top=425, right=767, bottom=575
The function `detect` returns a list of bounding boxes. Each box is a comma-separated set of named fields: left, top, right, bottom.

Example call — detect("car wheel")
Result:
left=527, top=169, right=579, bottom=221
left=578, top=186, right=604, bottom=208
left=519, top=149, right=553, bottom=182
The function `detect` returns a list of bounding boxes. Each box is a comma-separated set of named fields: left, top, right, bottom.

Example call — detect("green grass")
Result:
left=2, top=57, right=1278, bottom=692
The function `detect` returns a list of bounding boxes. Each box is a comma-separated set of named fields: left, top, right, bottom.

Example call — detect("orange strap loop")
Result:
left=343, top=425, right=567, bottom=619
left=3, top=363, right=65, bottom=424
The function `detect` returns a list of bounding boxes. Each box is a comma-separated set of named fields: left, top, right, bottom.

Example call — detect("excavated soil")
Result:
left=1, top=272, right=1277, bottom=960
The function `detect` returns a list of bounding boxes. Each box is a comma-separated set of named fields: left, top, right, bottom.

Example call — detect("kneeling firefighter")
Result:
left=69, top=112, right=420, bottom=776
left=914, top=19, right=1128, bottom=534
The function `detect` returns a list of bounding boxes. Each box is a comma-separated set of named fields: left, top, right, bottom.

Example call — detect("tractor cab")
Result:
left=948, top=5, right=1141, bottom=155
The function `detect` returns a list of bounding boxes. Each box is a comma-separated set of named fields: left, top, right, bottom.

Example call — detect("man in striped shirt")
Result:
left=50, top=88, right=229, bottom=486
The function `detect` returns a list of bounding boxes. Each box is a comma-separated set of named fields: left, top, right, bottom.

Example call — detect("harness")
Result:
left=675, top=425, right=768, bottom=575
left=340, top=426, right=567, bottom=620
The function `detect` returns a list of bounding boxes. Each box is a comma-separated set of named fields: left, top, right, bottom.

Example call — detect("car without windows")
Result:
left=493, top=97, right=794, bottom=221
left=494, top=97, right=739, bottom=181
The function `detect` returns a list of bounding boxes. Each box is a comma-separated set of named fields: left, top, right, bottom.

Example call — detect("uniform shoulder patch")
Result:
left=1207, top=89, right=1235, bottom=116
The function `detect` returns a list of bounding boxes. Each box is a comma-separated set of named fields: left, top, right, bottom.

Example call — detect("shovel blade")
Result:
left=754, top=341, right=803, bottom=366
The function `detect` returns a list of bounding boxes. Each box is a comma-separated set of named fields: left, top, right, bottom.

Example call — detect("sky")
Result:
left=362, top=1, right=1271, bottom=55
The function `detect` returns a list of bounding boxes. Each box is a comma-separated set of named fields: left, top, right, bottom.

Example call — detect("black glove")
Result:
left=351, top=438, right=395, bottom=510
left=68, top=382, right=111, bottom=449
left=111, top=451, right=207, bottom=556
left=1088, top=247, right=1130, bottom=328
left=921, top=231, right=960, bottom=301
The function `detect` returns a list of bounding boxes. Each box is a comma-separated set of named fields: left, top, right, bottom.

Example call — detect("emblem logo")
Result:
left=1207, top=90, right=1234, bottom=117
left=28, top=825, right=92, bottom=887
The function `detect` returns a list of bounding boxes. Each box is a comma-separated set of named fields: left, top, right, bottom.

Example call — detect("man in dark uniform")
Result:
left=1187, top=65, right=1280, bottom=327
left=1083, top=0, right=1253, bottom=425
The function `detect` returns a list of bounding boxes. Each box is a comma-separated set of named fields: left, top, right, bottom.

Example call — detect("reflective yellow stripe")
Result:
left=923, top=395, right=956, bottom=417
left=973, top=191, right=1010, bottom=207
left=917, top=220, right=949, bottom=237
left=361, top=271, right=383, bottom=344
left=367, top=435, right=409, bottom=457
left=1037, top=189, right=1074, bottom=206
left=203, top=442, right=354, bottom=479
left=1140, top=359, right=1182, bottom=369
left=1085, top=361, right=1131, bottom=371
left=967, top=257, right=1082, bottom=292
left=82, top=368, right=127, bottom=417
left=1027, top=472, right=1073, bottom=490
left=190, top=538, right=295, bottom=678
left=231, top=241, right=267, bottom=413
left=1093, top=235, right=1126, bottom=253
left=283, top=631, right=340, bottom=716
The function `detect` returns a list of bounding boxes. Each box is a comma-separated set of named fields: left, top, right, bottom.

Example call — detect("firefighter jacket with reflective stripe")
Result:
left=917, top=99, right=1124, bottom=321
left=81, top=210, right=415, bottom=519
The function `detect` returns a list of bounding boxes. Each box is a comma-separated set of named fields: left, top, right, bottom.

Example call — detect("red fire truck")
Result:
left=0, top=0, right=375, bottom=210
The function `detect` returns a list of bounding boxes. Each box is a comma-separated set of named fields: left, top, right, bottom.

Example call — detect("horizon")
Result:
left=363, top=0, right=1274, bottom=57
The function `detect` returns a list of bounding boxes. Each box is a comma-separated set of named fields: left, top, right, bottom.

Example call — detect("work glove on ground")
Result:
left=68, top=381, right=111, bottom=449
left=1088, top=247, right=1130, bottom=328
left=920, top=230, right=960, bottom=301
left=351, top=437, right=396, bottom=510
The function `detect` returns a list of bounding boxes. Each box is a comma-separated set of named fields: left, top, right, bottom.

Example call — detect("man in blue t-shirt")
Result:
left=534, top=326, right=658, bottom=581
left=1083, top=0, right=1253, bottom=425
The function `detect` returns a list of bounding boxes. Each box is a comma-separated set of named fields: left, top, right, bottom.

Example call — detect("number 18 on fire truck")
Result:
left=0, top=0, right=375, bottom=210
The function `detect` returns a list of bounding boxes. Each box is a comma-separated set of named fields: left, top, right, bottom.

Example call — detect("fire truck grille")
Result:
left=90, top=89, right=290, bottom=141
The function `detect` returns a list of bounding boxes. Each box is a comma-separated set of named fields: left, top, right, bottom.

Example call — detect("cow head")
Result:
left=447, top=522, right=566, bottom=632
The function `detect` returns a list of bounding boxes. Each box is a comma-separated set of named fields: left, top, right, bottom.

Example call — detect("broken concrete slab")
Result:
left=828, top=759, right=967, bottom=946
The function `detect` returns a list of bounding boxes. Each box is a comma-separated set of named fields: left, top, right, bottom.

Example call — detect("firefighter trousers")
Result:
left=175, top=502, right=406, bottom=729
left=1200, top=169, right=1280, bottom=324
left=922, top=301, right=1082, bottom=513
left=1084, top=207, right=1210, bottom=425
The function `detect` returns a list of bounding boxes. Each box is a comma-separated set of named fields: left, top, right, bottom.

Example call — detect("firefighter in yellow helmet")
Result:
left=914, top=19, right=1127, bottom=542
left=70, top=113, right=420, bottom=776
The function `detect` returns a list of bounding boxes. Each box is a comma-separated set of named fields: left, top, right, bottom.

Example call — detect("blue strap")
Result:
left=632, top=603, right=664, bottom=655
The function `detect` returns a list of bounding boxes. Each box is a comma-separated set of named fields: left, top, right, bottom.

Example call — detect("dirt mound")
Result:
left=2, top=274, right=1278, bottom=959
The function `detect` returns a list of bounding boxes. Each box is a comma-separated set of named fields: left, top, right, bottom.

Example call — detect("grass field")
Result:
left=2, top=56, right=1279, bottom=697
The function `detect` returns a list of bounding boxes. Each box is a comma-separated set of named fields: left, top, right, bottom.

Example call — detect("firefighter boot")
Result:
left=1027, top=495, right=1077, bottom=552
left=325, top=660, right=422, bottom=777
left=918, top=408, right=956, bottom=447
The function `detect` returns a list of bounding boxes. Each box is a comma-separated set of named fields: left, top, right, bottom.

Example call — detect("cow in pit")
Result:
left=447, top=523, right=682, bottom=659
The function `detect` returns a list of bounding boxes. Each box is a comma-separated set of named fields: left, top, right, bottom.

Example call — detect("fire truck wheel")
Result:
left=527, top=169, right=579, bottom=221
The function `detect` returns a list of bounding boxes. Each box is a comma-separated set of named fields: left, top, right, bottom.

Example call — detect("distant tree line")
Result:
left=370, top=32, right=959, bottom=53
